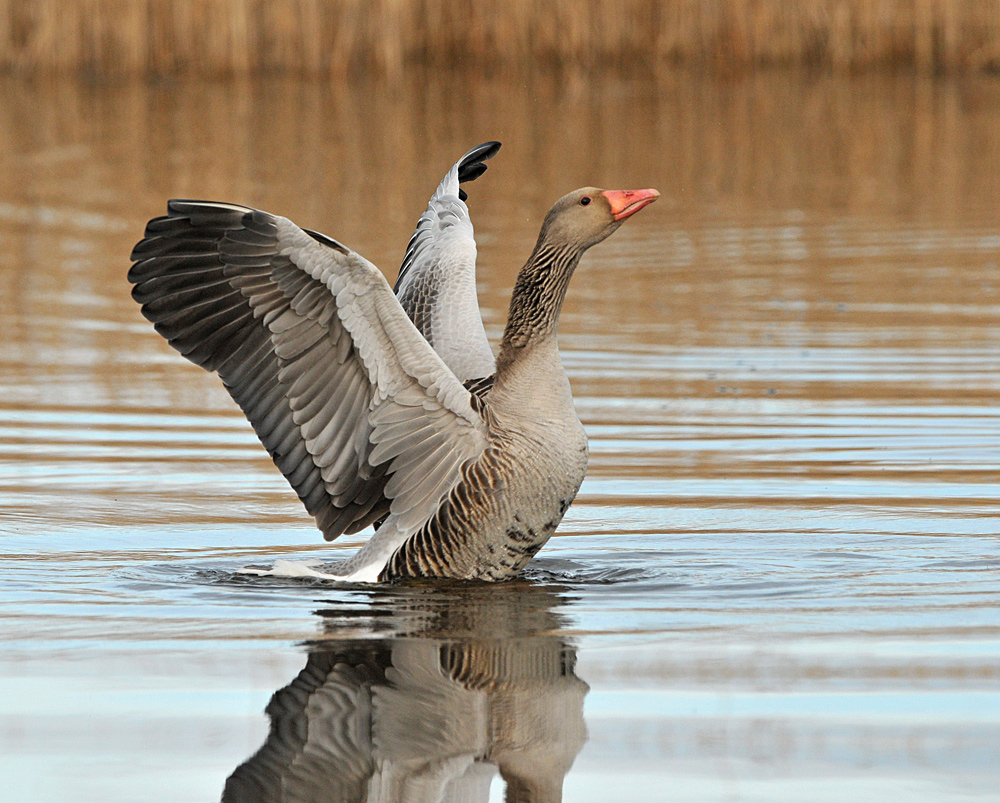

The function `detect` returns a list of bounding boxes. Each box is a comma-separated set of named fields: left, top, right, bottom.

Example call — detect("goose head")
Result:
left=539, top=186, right=660, bottom=252
left=498, top=185, right=659, bottom=360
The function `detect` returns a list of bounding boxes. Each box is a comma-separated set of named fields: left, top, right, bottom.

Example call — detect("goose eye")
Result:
left=580, top=197, right=591, bottom=206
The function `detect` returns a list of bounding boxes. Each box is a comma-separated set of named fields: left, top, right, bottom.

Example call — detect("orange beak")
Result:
left=602, top=188, right=660, bottom=221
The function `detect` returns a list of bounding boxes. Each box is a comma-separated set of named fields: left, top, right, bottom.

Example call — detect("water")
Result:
left=1, top=72, right=999, bottom=801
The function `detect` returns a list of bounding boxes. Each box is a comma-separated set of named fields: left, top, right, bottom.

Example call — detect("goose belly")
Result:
left=482, top=426, right=589, bottom=579
left=380, top=415, right=589, bottom=582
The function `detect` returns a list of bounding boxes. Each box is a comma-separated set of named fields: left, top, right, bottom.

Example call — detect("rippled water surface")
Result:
left=2, top=73, right=999, bottom=801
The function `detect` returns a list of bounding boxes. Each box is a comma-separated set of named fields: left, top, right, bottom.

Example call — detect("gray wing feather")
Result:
left=129, top=201, right=487, bottom=542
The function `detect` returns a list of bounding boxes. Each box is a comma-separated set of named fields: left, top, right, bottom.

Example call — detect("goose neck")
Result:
left=497, top=239, right=581, bottom=375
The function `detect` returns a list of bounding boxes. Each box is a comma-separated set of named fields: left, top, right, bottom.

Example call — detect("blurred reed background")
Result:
left=3, top=0, right=1000, bottom=78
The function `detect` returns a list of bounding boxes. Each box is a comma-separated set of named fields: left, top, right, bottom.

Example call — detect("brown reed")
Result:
left=3, top=1, right=1000, bottom=78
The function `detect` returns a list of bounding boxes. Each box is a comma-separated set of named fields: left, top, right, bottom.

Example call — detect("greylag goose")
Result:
left=394, top=141, right=500, bottom=385
left=128, top=166, right=657, bottom=582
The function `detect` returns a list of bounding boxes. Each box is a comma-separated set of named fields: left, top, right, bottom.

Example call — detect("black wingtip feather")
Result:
left=459, top=163, right=488, bottom=184
left=456, top=141, right=501, bottom=184
left=303, top=228, right=350, bottom=255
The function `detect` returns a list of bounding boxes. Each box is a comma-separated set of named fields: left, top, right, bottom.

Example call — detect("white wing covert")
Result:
left=394, top=142, right=500, bottom=383
left=129, top=201, right=488, bottom=542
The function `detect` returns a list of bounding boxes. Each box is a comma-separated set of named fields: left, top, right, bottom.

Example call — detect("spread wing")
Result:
left=129, top=201, right=488, bottom=541
left=394, top=141, right=500, bottom=383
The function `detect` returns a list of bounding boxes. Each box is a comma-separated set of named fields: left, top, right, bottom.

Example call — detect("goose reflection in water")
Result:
left=223, top=582, right=588, bottom=803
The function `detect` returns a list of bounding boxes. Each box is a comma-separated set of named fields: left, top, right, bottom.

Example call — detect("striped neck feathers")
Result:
left=497, top=236, right=582, bottom=372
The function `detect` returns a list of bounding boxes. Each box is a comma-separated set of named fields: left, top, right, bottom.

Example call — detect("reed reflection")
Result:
left=223, top=582, right=587, bottom=803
